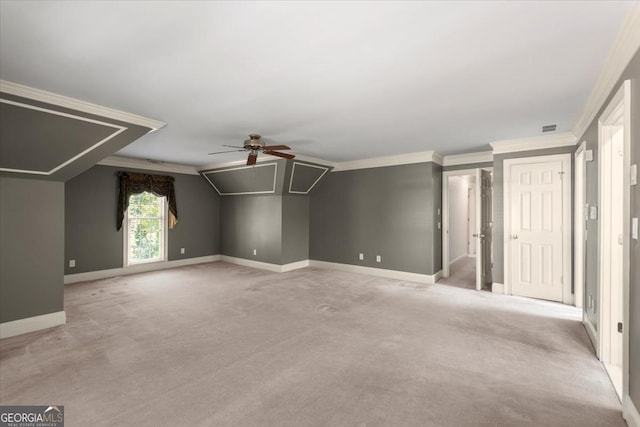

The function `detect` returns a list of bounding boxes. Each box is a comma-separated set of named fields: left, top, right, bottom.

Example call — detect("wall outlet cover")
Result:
left=180, top=248, right=185, bottom=254
left=590, top=206, right=598, bottom=220
left=631, top=164, right=637, bottom=185
left=69, top=260, right=75, bottom=268
left=376, top=255, right=381, bottom=262
left=632, top=218, right=638, bottom=240
left=358, top=253, right=364, bottom=260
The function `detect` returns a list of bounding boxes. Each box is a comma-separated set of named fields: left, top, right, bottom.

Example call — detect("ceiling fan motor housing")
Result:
left=244, top=134, right=264, bottom=150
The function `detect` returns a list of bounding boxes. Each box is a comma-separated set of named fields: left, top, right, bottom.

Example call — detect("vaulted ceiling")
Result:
left=0, top=1, right=636, bottom=168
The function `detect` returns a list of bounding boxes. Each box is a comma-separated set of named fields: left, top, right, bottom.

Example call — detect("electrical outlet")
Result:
left=180, top=248, right=185, bottom=255
left=437, top=222, right=441, bottom=229
left=590, top=206, right=598, bottom=220
left=253, top=249, right=257, bottom=256
left=69, top=260, right=75, bottom=268
left=358, top=253, right=364, bottom=261
left=376, top=255, right=381, bottom=263
left=631, top=164, right=637, bottom=185
left=632, top=218, right=638, bottom=240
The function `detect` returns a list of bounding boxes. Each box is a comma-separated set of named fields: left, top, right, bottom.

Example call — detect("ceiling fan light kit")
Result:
left=209, top=134, right=295, bottom=165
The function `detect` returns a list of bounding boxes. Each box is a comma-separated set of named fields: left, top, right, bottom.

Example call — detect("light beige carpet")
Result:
left=0, top=262, right=625, bottom=426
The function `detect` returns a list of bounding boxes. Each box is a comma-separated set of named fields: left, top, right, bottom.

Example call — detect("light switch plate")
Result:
left=585, top=150, right=594, bottom=162
left=631, top=164, right=637, bottom=186
left=590, top=206, right=598, bottom=220
left=632, top=218, right=638, bottom=240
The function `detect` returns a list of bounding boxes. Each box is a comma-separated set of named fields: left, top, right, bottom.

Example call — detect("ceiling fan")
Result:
left=208, top=134, right=295, bottom=165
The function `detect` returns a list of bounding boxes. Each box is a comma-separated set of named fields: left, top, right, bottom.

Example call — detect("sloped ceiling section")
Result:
left=0, top=81, right=165, bottom=182
left=201, top=159, right=332, bottom=196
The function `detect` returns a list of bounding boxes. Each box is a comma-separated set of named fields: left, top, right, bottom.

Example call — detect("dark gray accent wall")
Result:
left=281, top=196, right=309, bottom=264
left=221, top=195, right=283, bottom=264
left=220, top=194, right=310, bottom=265
left=0, top=92, right=153, bottom=182
left=309, top=162, right=440, bottom=275
left=492, top=146, right=575, bottom=287
left=201, top=160, right=287, bottom=195
left=0, top=177, right=64, bottom=323
left=288, top=162, right=330, bottom=194
left=431, top=163, right=443, bottom=273
left=65, top=165, right=220, bottom=274
left=575, top=48, right=640, bottom=404
left=203, top=162, right=279, bottom=195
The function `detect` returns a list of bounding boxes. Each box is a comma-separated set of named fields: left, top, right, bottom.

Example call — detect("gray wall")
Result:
left=221, top=195, right=283, bottom=264
left=282, top=195, right=309, bottom=264
left=309, top=162, right=440, bottom=275
left=220, top=194, right=310, bottom=265
left=575, top=49, right=640, bottom=405
left=0, top=177, right=64, bottom=323
left=65, top=165, right=220, bottom=274
left=491, top=146, right=575, bottom=286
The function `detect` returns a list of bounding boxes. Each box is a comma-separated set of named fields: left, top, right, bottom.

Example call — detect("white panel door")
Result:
left=509, top=160, right=564, bottom=301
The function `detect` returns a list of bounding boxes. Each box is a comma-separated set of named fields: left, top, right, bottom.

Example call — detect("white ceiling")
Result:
left=0, top=1, right=634, bottom=166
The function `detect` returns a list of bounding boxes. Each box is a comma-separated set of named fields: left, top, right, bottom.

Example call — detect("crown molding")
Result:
left=443, top=151, right=493, bottom=166
left=292, top=154, right=337, bottom=168
left=573, top=4, right=640, bottom=139
left=0, top=80, right=166, bottom=131
left=98, top=156, right=199, bottom=175
left=332, top=151, right=441, bottom=172
left=489, top=132, right=577, bottom=155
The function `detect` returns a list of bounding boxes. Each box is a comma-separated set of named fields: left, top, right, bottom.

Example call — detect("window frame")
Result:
left=122, top=192, right=169, bottom=267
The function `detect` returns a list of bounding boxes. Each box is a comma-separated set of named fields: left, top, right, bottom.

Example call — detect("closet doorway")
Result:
left=442, top=168, right=493, bottom=290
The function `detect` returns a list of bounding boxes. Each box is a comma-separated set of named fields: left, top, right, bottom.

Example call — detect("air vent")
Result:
left=542, top=124, right=557, bottom=133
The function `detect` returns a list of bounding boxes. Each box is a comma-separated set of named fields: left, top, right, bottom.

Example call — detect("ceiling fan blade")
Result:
left=208, top=149, right=246, bottom=155
left=247, top=153, right=258, bottom=165
left=264, top=150, right=295, bottom=160
left=223, top=144, right=246, bottom=149
left=262, top=144, right=291, bottom=151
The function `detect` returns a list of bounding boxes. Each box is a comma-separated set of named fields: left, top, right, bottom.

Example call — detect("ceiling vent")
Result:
left=542, top=124, right=557, bottom=133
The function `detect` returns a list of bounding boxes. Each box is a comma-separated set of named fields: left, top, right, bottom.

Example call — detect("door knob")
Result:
left=512, top=234, right=519, bottom=240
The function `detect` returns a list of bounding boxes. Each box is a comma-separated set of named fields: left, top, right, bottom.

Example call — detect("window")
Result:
left=124, top=192, right=167, bottom=266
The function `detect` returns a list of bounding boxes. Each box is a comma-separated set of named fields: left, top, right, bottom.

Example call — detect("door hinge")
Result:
left=618, top=322, right=623, bottom=333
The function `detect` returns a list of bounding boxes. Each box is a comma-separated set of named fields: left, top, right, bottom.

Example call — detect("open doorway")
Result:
left=442, top=168, right=493, bottom=291
left=597, top=80, right=631, bottom=403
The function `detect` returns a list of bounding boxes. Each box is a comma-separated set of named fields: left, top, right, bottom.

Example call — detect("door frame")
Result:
left=597, top=79, right=631, bottom=401
left=503, top=153, right=572, bottom=304
left=574, top=141, right=587, bottom=309
left=442, top=167, right=493, bottom=289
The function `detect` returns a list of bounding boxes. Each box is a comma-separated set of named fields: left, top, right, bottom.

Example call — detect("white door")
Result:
left=508, top=158, right=566, bottom=302
left=599, top=92, right=626, bottom=401
left=475, top=169, right=492, bottom=290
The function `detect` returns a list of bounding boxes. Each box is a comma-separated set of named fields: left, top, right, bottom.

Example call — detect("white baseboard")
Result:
left=492, top=282, right=505, bottom=294
left=0, top=311, right=66, bottom=339
left=64, top=255, right=221, bottom=284
left=220, top=256, right=309, bottom=273
left=308, top=260, right=440, bottom=284
left=583, top=314, right=598, bottom=355
left=624, top=396, right=640, bottom=427
left=449, top=254, right=467, bottom=266
left=432, top=269, right=443, bottom=282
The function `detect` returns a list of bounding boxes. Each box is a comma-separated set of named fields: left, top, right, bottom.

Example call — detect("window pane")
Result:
left=126, top=192, right=165, bottom=265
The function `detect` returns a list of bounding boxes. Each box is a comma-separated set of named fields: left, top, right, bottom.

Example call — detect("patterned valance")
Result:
left=117, top=172, right=178, bottom=230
